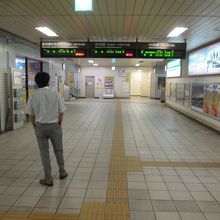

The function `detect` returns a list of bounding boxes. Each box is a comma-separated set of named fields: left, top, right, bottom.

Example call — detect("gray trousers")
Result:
left=35, top=123, right=65, bottom=181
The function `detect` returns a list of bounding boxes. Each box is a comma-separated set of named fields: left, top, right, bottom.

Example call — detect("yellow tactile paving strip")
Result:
left=142, top=160, right=220, bottom=168
left=105, top=102, right=129, bottom=218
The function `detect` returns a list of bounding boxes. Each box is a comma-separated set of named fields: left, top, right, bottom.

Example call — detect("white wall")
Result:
left=80, top=67, right=114, bottom=97
left=80, top=67, right=130, bottom=98
left=79, top=66, right=154, bottom=98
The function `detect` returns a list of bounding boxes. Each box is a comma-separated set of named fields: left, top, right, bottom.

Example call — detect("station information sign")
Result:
left=88, top=42, right=136, bottom=58
left=40, top=40, right=186, bottom=59
left=41, top=41, right=87, bottom=57
left=136, top=42, right=186, bottom=59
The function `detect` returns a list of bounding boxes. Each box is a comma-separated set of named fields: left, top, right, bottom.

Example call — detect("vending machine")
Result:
left=103, top=76, right=114, bottom=98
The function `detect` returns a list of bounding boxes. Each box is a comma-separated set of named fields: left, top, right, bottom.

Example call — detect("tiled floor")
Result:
left=0, top=98, right=220, bottom=219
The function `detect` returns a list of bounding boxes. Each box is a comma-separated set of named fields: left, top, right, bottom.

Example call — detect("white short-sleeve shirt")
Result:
left=26, top=87, right=66, bottom=123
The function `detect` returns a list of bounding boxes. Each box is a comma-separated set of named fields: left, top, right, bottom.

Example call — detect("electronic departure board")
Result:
left=41, top=41, right=87, bottom=57
left=88, top=42, right=136, bottom=58
left=136, top=42, right=186, bottom=59
left=40, top=40, right=186, bottom=59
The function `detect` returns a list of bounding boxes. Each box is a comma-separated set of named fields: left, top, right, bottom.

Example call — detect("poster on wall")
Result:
left=28, top=59, right=41, bottom=98
left=95, top=76, right=104, bottom=89
left=203, top=84, right=220, bottom=118
left=122, top=76, right=130, bottom=92
left=191, top=83, right=204, bottom=112
left=217, top=85, right=220, bottom=117
left=12, top=69, right=22, bottom=86
left=15, top=57, right=26, bottom=88
left=166, top=59, right=181, bottom=78
left=188, top=42, right=220, bottom=76
left=170, top=83, right=176, bottom=102
left=184, top=84, right=191, bottom=107
left=176, top=83, right=184, bottom=104
left=210, top=84, right=220, bottom=117
left=203, top=84, right=211, bottom=114
left=166, top=83, right=171, bottom=99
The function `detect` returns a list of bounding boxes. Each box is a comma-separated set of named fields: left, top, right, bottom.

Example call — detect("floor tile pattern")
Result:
left=0, top=98, right=220, bottom=219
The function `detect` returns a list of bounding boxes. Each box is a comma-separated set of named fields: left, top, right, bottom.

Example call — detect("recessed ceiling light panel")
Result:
left=35, top=27, right=58, bottom=37
left=167, top=27, right=188, bottom=37
left=75, top=0, right=93, bottom=11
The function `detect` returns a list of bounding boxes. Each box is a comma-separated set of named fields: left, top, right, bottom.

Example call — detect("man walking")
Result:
left=27, top=72, right=68, bottom=186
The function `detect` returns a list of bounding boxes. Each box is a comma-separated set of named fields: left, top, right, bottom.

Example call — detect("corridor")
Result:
left=0, top=99, right=220, bottom=220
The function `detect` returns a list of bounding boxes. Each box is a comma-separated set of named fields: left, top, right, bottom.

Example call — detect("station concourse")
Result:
left=0, top=1, right=220, bottom=220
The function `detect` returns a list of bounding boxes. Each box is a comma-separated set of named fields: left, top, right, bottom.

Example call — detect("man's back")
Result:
left=28, top=87, right=65, bottom=123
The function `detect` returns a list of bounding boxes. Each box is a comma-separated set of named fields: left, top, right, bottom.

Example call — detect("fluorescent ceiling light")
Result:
left=93, top=63, right=98, bottom=66
left=135, top=63, right=140, bottom=67
left=75, top=0, right=92, bottom=11
left=35, top=27, right=58, bottom=37
left=167, top=27, right=188, bottom=37
left=112, top=66, right=116, bottom=71
left=88, top=60, right=94, bottom=63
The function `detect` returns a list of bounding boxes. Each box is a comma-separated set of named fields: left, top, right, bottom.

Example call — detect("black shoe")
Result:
left=59, top=170, right=68, bottom=179
left=39, top=179, right=53, bottom=186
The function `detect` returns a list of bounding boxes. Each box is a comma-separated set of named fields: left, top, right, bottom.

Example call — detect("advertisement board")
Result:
left=170, top=83, right=176, bottom=102
left=203, top=84, right=212, bottom=114
left=188, top=42, right=220, bottom=76
left=191, top=83, right=204, bottom=112
left=166, top=59, right=181, bottom=77
left=176, top=83, right=184, bottom=104
left=95, top=76, right=104, bottom=89
left=184, top=84, right=191, bottom=107
left=210, top=84, right=220, bottom=117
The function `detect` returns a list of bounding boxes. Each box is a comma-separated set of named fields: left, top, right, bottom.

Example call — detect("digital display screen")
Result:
left=189, top=42, right=220, bottom=76
left=166, top=59, right=181, bottom=78
left=40, top=40, right=186, bottom=59
left=138, top=49, right=174, bottom=58
left=41, top=48, right=86, bottom=57
left=137, top=49, right=185, bottom=58
left=90, top=49, right=135, bottom=58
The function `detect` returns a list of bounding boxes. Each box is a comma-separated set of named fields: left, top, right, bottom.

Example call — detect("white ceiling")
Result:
left=0, top=0, right=220, bottom=67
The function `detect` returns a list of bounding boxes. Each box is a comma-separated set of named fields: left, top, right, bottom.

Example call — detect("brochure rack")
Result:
left=11, top=68, right=25, bottom=130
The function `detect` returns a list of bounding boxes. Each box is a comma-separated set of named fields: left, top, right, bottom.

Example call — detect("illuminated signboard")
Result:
left=166, top=59, right=181, bottom=78
left=137, top=42, right=186, bottom=59
left=88, top=42, right=136, bottom=58
left=42, top=48, right=86, bottom=57
left=41, top=41, right=87, bottom=57
left=90, top=49, right=135, bottom=58
left=189, top=42, right=220, bottom=76
left=40, top=40, right=186, bottom=59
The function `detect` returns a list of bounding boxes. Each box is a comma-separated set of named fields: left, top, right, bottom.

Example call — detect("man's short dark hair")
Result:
left=35, top=72, right=50, bottom=88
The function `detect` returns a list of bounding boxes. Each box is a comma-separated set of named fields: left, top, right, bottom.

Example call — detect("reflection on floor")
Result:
left=0, top=98, right=220, bottom=220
